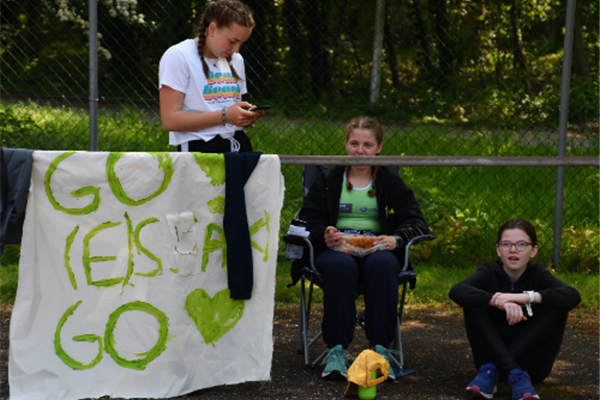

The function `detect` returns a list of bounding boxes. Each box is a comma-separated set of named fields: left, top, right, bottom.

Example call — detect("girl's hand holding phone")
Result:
left=246, top=104, right=269, bottom=125
left=249, top=105, right=270, bottom=112
left=224, top=102, right=259, bottom=126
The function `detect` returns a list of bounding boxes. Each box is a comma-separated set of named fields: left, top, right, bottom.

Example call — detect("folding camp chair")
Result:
left=284, top=165, right=435, bottom=377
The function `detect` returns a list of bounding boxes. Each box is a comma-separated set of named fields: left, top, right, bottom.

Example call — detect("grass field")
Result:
left=2, top=254, right=597, bottom=315
left=270, top=260, right=599, bottom=315
left=1, top=101, right=598, bottom=311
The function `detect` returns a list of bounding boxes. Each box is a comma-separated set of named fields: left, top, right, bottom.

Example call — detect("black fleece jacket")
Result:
left=297, top=166, right=429, bottom=260
left=449, top=261, right=581, bottom=321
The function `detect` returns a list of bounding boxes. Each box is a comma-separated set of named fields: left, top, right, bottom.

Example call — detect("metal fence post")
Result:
left=553, top=0, right=576, bottom=268
left=370, top=0, right=385, bottom=109
left=89, top=0, right=98, bottom=151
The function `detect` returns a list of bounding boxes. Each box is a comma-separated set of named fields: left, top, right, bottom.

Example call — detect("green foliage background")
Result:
left=1, top=0, right=598, bottom=125
left=0, top=0, right=598, bottom=307
left=1, top=103, right=598, bottom=274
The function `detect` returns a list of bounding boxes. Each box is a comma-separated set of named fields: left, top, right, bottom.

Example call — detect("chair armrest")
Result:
left=283, top=234, right=320, bottom=276
left=401, top=234, right=436, bottom=272
left=283, top=233, right=310, bottom=246
left=406, top=234, right=436, bottom=247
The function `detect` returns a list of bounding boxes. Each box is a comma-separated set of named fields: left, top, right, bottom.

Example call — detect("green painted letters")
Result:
left=193, top=153, right=225, bottom=186
left=54, top=301, right=104, bottom=370
left=45, top=152, right=101, bottom=215
left=64, top=225, right=80, bottom=290
left=104, top=301, right=169, bottom=370
left=202, top=222, right=227, bottom=272
left=83, top=221, right=124, bottom=287
left=133, top=217, right=163, bottom=277
left=106, top=152, right=174, bottom=206
left=207, top=196, right=225, bottom=214
left=123, top=213, right=136, bottom=290
left=249, top=211, right=271, bottom=262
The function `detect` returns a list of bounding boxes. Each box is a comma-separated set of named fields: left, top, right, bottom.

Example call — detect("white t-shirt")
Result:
left=158, top=39, right=248, bottom=145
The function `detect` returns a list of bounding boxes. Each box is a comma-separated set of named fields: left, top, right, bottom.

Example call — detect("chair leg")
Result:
left=297, top=274, right=328, bottom=368
left=396, top=280, right=409, bottom=367
left=311, top=347, right=329, bottom=369
left=298, top=277, right=304, bottom=354
left=389, top=280, right=417, bottom=377
left=305, top=281, right=325, bottom=367
left=299, top=276, right=310, bottom=366
left=356, top=309, right=366, bottom=329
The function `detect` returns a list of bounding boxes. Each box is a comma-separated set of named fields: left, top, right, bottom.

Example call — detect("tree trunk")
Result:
left=283, top=0, right=308, bottom=100
left=305, top=0, right=332, bottom=99
left=411, top=0, right=434, bottom=78
left=432, top=0, right=454, bottom=88
left=384, top=8, right=400, bottom=90
left=571, top=2, right=590, bottom=78
left=100, top=12, right=140, bottom=90
left=509, top=0, right=532, bottom=95
left=243, top=0, right=274, bottom=97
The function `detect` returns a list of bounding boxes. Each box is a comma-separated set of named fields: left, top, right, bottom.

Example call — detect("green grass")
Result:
left=403, top=264, right=599, bottom=317
left=0, top=263, right=19, bottom=305
left=251, top=115, right=599, bottom=272
left=273, top=259, right=599, bottom=316
left=1, top=101, right=598, bottom=309
left=3, top=254, right=596, bottom=316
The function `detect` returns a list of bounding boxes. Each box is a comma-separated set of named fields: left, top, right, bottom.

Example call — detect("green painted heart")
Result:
left=185, top=288, right=245, bottom=346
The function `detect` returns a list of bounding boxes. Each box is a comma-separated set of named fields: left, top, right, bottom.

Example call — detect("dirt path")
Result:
left=1, top=304, right=598, bottom=400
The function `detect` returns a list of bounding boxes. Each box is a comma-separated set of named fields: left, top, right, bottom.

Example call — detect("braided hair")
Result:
left=196, top=0, right=255, bottom=79
left=344, top=117, right=384, bottom=197
left=345, top=165, right=379, bottom=196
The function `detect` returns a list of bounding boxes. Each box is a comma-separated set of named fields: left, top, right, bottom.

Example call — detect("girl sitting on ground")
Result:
left=449, top=218, right=580, bottom=400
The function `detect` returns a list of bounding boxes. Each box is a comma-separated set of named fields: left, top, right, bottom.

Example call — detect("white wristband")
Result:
left=524, top=290, right=534, bottom=303
left=523, top=291, right=534, bottom=317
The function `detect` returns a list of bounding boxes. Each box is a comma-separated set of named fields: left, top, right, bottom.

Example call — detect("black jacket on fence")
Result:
left=1, top=147, right=33, bottom=256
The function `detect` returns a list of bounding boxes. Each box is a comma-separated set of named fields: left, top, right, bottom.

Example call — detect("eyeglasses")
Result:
left=498, top=241, right=532, bottom=252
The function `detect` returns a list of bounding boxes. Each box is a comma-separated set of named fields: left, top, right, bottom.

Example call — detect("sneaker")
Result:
left=466, top=363, right=498, bottom=399
left=509, top=369, right=540, bottom=400
left=374, top=345, right=399, bottom=380
left=321, top=344, right=351, bottom=380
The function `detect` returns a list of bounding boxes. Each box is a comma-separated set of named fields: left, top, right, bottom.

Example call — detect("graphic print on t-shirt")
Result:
left=339, top=203, right=352, bottom=213
left=203, top=71, right=241, bottom=103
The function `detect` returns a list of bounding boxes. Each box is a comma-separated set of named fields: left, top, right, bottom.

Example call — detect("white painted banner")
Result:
left=9, top=151, right=285, bottom=400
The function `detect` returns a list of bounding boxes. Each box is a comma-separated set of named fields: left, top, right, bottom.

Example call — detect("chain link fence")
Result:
left=1, top=0, right=598, bottom=269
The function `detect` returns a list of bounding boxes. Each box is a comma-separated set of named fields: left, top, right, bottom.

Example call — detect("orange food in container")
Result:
left=333, top=234, right=384, bottom=257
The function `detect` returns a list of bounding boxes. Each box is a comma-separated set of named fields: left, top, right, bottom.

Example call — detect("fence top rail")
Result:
left=277, top=155, right=599, bottom=167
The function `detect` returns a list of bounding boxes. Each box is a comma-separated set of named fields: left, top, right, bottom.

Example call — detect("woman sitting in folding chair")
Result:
left=297, top=117, right=429, bottom=380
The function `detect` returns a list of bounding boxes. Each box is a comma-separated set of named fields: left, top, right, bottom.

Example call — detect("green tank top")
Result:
left=336, top=178, right=381, bottom=233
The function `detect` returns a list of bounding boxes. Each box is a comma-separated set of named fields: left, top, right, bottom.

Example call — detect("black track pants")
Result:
left=463, top=305, right=568, bottom=382
left=315, top=249, right=400, bottom=349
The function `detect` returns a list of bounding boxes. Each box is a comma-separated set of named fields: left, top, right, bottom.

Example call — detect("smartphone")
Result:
left=250, top=105, right=271, bottom=112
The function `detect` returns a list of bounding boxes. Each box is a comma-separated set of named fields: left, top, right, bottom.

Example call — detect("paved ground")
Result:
left=1, top=304, right=598, bottom=400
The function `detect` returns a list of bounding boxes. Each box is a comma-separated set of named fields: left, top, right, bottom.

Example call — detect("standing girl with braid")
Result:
left=298, top=117, right=429, bottom=380
left=159, top=0, right=264, bottom=153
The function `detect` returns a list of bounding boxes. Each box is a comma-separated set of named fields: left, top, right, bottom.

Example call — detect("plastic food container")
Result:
left=333, top=234, right=384, bottom=257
